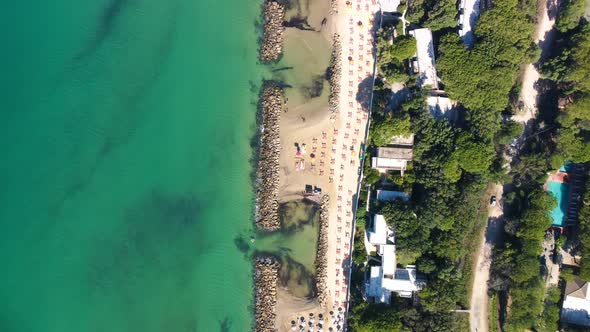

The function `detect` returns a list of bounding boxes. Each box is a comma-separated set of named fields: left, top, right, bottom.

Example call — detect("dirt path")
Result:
left=469, top=184, right=504, bottom=332
left=516, top=0, right=558, bottom=122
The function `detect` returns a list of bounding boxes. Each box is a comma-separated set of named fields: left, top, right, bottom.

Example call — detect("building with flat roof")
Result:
left=367, top=214, right=395, bottom=246
left=365, top=263, right=424, bottom=303
left=427, top=95, right=454, bottom=118
left=371, top=146, right=414, bottom=174
left=409, top=28, right=438, bottom=89
left=561, top=278, right=590, bottom=327
left=364, top=214, right=425, bottom=304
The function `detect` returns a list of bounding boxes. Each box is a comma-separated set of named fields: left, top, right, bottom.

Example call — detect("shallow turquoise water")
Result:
left=0, top=0, right=263, bottom=331
left=548, top=181, right=571, bottom=227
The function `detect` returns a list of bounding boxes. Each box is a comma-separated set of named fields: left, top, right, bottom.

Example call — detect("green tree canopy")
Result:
left=390, top=35, right=417, bottom=61
left=453, top=133, right=495, bottom=173
left=370, top=112, right=412, bottom=146
left=556, top=0, right=587, bottom=32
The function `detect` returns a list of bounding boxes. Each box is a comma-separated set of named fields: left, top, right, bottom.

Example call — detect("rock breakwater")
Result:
left=254, top=256, right=281, bottom=332
left=260, top=1, right=285, bottom=63
left=314, top=195, right=330, bottom=307
left=255, top=82, right=283, bottom=231
left=328, top=34, right=342, bottom=120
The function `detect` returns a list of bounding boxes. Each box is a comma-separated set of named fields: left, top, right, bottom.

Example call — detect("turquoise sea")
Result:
left=0, top=0, right=264, bottom=331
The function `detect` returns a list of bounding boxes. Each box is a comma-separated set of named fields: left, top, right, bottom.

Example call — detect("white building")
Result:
left=561, top=278, right=590, bottom=327
left=409, top=28, right=439, bottom=89
left=426, top=95, right=454, bottom=118
left=364, top=215, right=425, bottom=303
left=367, top=214, right=395, bottom=246
left=371, top=146, right=413, bottom=174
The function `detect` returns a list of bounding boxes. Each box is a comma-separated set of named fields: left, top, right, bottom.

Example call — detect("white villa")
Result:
left=561, top=278, right=590, bottom=327
left=364, top=214, right=425, bottom=304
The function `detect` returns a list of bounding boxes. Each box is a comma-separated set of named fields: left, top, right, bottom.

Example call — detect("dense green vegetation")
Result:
left=555, top=0, right=586, bottom=32
left=406, top=0, right=458, bottom=31
left=375, top=28, right=416, bottom=85
left=348, top=0, right=590, bottom=330
left=485, top=4, right=589, bottom=330
left=370, top=112, right=412, bottom=146
left=437, top=0, right=537, bottom=137
left=577, top=183, right=590, bottom=280
left=541, top=17, right=590, bottom=164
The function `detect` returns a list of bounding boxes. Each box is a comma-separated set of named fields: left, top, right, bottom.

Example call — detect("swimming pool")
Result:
left=547, top=181, right=571, bottom=227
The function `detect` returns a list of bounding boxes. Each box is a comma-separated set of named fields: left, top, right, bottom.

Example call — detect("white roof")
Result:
left=381, top=244, right=396, bottom=276
left=379, top=0, right=400, bottom=12
left=426, top=96, right=453, bottom=117
left=562, top=296, right=590, bottom=327
left=376, top=190, right=409, bottom=202
left=368, top=214, right=388, bottom=245
left=366, top=265, right=423, bottom=303
left=409, top=28, right=438, bottom=89
left=372, top=157, right=408, bottom=170
left=458, top=0, right=481, bottom=47
left=382, top=266, right=421, bottom=298
left=366, top=266, right=386, bottom=302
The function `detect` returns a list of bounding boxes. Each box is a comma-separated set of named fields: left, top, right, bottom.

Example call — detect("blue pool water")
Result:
left=547, top=181, right=571, bottom=227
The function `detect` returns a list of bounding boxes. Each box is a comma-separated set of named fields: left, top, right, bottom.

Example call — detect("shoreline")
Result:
left=251, top=0, right=359, bottom=329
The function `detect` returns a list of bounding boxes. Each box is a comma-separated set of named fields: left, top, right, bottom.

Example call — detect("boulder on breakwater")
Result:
left=254, top=256, right=281, bottom=332
left=259, top=1, right=285, bottom=63
left=328, top=34, right=342, bottom=120
left=255, top=82, right=283, bottom=231
left=314, top=195, right=330, bottom=307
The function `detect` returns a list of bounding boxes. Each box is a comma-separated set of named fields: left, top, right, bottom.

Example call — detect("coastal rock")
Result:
left=259, top=1, right=285, bottom=63
left=254, top=256, right=281, bottom=332
left=328, top=34, right=342, bottom=120
left=255, top=82, right=283, bottom=231
left=314, top=195, right=330, bottom=307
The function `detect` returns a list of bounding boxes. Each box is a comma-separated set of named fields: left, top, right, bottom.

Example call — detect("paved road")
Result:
left=469, top=184, right=504, bottom=332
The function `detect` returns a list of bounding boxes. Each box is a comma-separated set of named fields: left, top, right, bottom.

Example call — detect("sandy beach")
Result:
left=271, top=0, right=380, bottom=329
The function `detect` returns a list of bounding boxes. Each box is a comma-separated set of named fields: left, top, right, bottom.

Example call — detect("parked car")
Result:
left=490, top=195, right=497, bottom=206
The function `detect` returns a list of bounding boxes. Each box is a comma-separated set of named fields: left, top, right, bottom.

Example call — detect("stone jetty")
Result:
left=314, top=195, right=330, bottom=307
left=328, top=34, right=342, bottom=120
left=254, top=256, right=281, bottom=332
left=259, top=0, right=285, bottom=63
left=255, top=82, right=283, bottom=231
